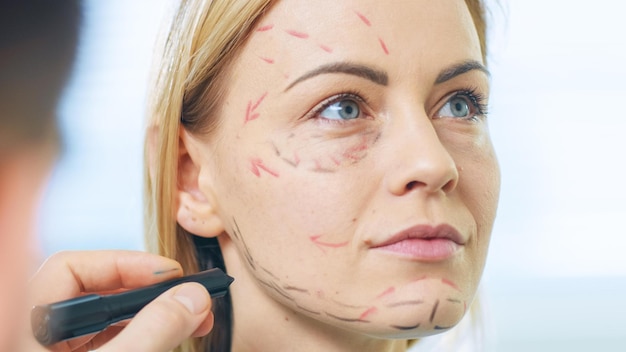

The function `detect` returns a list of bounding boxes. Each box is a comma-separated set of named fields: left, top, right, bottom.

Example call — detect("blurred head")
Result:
left=145, top=0, right=498, bottom=351
left=0, top=0, right=79, bottom=349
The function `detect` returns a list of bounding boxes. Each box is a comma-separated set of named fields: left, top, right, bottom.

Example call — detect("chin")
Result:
left=356, top=296, right=469, bottom=339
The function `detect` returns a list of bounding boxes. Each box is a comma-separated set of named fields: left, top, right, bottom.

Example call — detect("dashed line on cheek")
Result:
left=285, top=29, right=309, bottom=39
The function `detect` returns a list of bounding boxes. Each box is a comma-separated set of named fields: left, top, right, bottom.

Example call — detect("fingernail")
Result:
left=173, top=283, right=209, bottom=314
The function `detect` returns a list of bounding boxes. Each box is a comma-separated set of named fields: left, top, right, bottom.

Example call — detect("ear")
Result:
left=176, top=129, right=224, bottom=238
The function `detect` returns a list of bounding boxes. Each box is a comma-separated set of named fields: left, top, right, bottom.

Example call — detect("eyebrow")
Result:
left=435, top=60, right=490, bottom=84
left=284, top=62, right=388, bottom=91
left=283, top=59, right=489, bottom=92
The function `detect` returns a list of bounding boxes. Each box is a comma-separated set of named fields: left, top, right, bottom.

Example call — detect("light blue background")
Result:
left=40, top=1, right=626, bottom=351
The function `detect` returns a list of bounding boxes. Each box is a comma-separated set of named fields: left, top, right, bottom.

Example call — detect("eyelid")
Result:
left=305, top=91, right=371, bottom=121
left=434, top=87, right=489, bottom=120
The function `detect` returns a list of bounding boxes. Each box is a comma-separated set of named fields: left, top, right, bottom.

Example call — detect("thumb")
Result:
left=98, top=282, right=214, bottom=352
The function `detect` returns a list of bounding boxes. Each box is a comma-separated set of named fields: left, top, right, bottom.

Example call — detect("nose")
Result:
left=384, top=110, right=459, bottom=196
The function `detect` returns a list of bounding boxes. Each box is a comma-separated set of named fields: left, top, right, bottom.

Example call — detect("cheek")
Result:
left=270, top=126, right=381, bottom=174
left=438, top=126, right=500, bottom=231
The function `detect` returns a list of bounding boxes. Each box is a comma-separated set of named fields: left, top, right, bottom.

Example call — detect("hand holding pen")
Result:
left=24, top=250, right=224, bottom=352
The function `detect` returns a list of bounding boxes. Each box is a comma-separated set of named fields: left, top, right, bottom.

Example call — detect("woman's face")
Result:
left=185, top=0, right=499, bottom=338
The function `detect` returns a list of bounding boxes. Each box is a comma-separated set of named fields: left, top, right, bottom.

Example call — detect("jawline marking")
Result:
left=296, top=304, right=321, bottom=315
left=390, top=323, right=420, bottom=330
left=325, top=312, right=370, bottom=323
left=331, top=298, right=368, bottom=309
left=429, top=299, right=440, bottom=323
left=387, top=300, right=423, bottom=308
left=259, top=279, right=295, bottom=301
left=261, top=266, right=280, bottom=280
left=284, top=285, right=310, bottom=294
left=434, top=325, right=453, bottom=330
left=235, top=218, right=257, bottom=271
left=232, top=217, right=242, bottom=240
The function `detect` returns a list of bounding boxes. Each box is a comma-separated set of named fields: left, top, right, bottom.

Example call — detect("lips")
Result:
left=370, top=224, right=466, bottom=261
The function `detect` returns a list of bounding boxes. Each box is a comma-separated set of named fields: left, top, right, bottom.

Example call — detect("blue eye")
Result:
left=319, top=99, right=361, bottom=120
left=438, top=96, right=472, bottom=119
left=436, top=90, right=488, bottom=121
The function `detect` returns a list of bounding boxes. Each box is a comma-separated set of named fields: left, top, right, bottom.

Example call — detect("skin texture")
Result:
left=177, top=0, right=500, bottom=350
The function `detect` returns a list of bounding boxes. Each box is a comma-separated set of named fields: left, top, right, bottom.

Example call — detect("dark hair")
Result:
left=0, top=0, right=81, bottom=155
left=193, top=235, right=233, bottom=351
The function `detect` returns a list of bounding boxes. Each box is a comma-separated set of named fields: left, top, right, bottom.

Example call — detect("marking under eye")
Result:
left=378, top=37, right=389, bottom=55
left=355, top=11, right=372, bottom=26
left=286, top=29, right=309, bottom=39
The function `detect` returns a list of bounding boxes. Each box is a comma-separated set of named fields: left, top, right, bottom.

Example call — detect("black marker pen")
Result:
left=31, top=268, right=234, bottom=346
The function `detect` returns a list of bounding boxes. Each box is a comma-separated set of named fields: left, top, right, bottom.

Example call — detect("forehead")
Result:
left=238, top=0, right=482, bottom=81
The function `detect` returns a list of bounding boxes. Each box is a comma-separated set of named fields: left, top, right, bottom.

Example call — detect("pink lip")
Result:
left=370, top=224, right=465, bottom=261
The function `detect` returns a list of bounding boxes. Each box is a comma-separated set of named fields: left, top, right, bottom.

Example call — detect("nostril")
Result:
left=406, top=181, right=418, bottom=191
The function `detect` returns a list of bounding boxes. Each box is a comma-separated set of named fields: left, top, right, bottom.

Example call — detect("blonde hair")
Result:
left=144, top=1, right=488, bottom=351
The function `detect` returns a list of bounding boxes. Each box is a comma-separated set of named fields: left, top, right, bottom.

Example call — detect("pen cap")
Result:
left=31, top=294, right=109, bottom=345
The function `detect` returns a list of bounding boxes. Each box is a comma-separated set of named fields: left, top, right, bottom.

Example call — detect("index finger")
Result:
left=29, top=250, right=183, bottom=305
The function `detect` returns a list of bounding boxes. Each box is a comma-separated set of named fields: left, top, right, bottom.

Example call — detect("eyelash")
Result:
left=445, top=87, right=489, bottom=120
left=306, top=87, right=489, bottom=123
left=307, top=90, right=370, bottom=124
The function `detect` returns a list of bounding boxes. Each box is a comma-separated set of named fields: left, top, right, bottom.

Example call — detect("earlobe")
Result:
left=176, top=131, right=224, bottom=238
